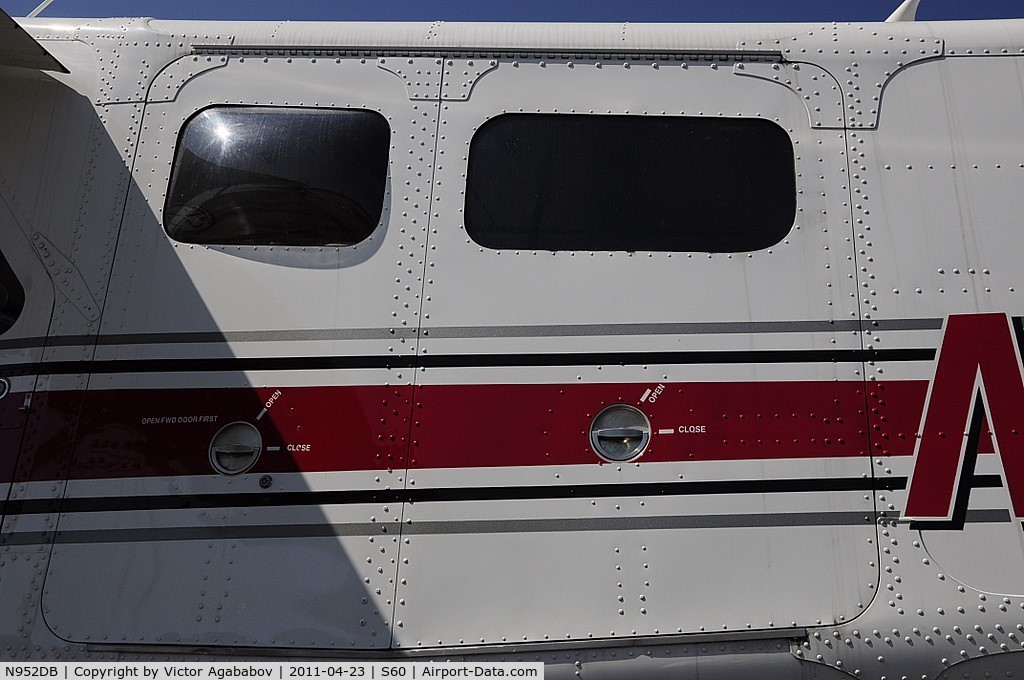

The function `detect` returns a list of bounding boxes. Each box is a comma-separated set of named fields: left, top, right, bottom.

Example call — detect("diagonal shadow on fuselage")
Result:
left=0, top=53, right=406, bottom=655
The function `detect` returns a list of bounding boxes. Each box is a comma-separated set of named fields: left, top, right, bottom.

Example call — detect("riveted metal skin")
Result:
left=738, top=23, right=944, bottom=129
left=378, top=57, right=443, bottom=100
left=2, top=11, right=1024, bottom=676
left=402, top=49, right=869, bottom=650
left=0, top=25, right=138, bottom=661
left=27, top=18, right=235, bottom=106
left=734, top=61, right=844, bottom=128
left=440, top=58, right=498, bottom=100
left=796, top=40, right=1024, bottom=680
left=145, top=53, right=229, bottom=102
left=38, top=49, right=435, bottom=650
left=23, top=233, right=99, bottom=323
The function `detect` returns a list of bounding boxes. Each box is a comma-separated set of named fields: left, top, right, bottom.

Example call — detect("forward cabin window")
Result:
left=164, top=107, right=390, bottom=246
left=465, top=114, right=796, bottom=252
left=0, top=250, right=24, bottom=336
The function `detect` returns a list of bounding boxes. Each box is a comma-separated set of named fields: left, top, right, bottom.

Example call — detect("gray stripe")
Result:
left=0, top=531, right=54, bottom=546
left=6, top=330, right=413, bottom=350
left=68, top=328, right=416, bottom=346
left=42, top=523, right=380, bottom=545
left=15, top=508, right=1016, bottom=545
left=402, top=512, right=878, bottom=534
left=0, top=319, right=945, bottom=352
left=869, top=318, right=943, bottom=331
left=889, top=509, right=1012, bottom=526
left=1, top=329, right=415, bottom=351
left=965, top=508, right=1012, bottom=523
left=0, top=336, right=48, bottom=351
left=909, top=507, right=1011, bottom=522
left=26, top=508, right=1009, bottom=547
left=9, top=511, right=881, bottom=545
left=423, top=320, right=866, bottom=338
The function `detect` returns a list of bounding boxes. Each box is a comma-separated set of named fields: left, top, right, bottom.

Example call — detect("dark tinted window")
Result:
left=165, top=107, right=390, bottom=246
left=465, top=114, right=795, bottom=252
left=0, top=251, right=24, bottom=335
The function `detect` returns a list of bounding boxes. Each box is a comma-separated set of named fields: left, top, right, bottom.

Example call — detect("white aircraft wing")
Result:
left=0, top=7, right=67, bottom=72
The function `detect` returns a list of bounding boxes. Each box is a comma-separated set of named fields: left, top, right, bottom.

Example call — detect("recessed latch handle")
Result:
left=590, top=404, right=651, bottom=462
left=209, top=421, right=263, bottom=475
left=595, top=428, right=646, bottom=440
left=212, top=443, right=258, bottom=455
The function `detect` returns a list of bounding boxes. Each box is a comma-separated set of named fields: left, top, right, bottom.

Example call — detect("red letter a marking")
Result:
left=905, top=313, right=1024, bottom=522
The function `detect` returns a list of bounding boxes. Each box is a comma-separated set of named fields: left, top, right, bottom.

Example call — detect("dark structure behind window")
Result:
left=165, top=107, right=390, bottom=246
left=0, top=250, right=24, bottom=335
left=465, top=114, right=796, bottom=252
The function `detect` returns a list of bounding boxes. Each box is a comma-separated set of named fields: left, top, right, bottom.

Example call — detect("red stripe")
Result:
left=66, top=385, right=413, bottom=479
left=11, top=390, right=86, bottom=483
left=0, top=393, right=27, bottom=431
left=0, top=428, right=24, bottom=488
left=3, top=379, right=999, bottom=482
left=415, top=381, right=882, bottom=468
